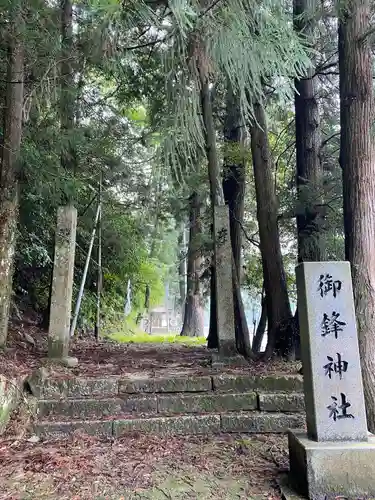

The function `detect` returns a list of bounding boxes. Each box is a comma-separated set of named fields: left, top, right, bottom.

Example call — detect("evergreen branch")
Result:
left=125, top=38, right=167, bottom=50
left=318, top=71, right=339, bottom=76
left=270, top=119, right=294, bottom=155
left=275, top=140, right=296, bottom=173
left=81, top=85, right=121, bottom=107
left=199, top=0, right=223, bottom=18
left=320, top=132, right=340, bottom=150
left=314, top=60, right=337, bottom=76
left=233, top=214, right=260, bottom=247
left=358, top=24, right=375, bottom=43
left=79, top=193, right=99, bottom=217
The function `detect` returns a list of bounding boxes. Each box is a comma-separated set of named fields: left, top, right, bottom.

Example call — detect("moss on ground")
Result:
left=107, top=331, right=206, bottom=346
left=103, top=315, right=206, bottom=346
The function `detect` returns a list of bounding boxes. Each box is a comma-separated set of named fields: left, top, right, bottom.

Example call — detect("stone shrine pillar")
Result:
left=213, top=205, right=236, bottom=356
left=48, top=206, right=77, bottom=360
left=288, top=261, right=375, bottom=499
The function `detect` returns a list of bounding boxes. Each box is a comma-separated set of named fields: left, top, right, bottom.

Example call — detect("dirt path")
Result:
left=0, top=433, right=288, bottom=499
left=0, top=321, right=300, bottom=380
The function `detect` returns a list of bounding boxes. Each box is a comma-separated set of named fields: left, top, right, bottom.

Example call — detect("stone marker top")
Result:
left=296, top=261, right=368, bottom=442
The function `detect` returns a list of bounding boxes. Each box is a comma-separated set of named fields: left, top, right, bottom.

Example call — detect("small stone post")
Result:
left=213, top=205, right=236, bottom=356
left=48, top=206, right=77, bottom=360
left=287, top=261, right=375, bottom=499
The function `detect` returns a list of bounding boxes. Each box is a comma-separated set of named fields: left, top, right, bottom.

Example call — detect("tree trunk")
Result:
left=177, top=221, right=187, bottom=315
left=294, top=0, right=324, bottom=262
left=181, top=192, right=204, bottom=337
left=339, top=0, right=375, bottom=432
left=197, top=50, right=253, bottom=357
left=223, top=85, right=245, bottom=274
left=46, top=0, right=76, bottom=347
left=231, top=254, right=254, bottom=358
left=207, top=261, right=218, bottom=348
left=198, top=68, right=224, bottom=208
left=250, top=103, right=293, bottom=357
left=60, top=0, right=76, bottom=177
left=252, top=295, right=267, bottom=353
left=0, top=9, right=24, bottom=347
left=197, top=55, right=225, bottom=349
left=222, top=85, right=253, bottom=357
left=40, top=269, right=53, bottom=329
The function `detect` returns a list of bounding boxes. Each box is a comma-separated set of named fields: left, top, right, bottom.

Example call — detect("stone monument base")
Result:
left=211, top=350, right=248, bottom=369
left=218, top=340, right=238, bottom=358
left=42, top=356, right=79, bottom=368
left=288, top=430, right=375, bottom=499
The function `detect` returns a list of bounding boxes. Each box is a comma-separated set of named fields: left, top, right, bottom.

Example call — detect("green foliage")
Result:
left=0, top=0, right=348, bottom=340
left=158, top=0, right=311, bottom=176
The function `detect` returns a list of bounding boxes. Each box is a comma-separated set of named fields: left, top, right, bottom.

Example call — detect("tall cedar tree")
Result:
left=250, top=103, right=293, bottom=358
left=222, top=85, right=252, bottom=356
left=252, top=293, right=267, bottom=353
left=44, top=0, right=76, bottom=331
left=339, top=0, right=375, bottom=432
left=61, top=0, right=76, bottom=175
left=0, top=4, right=24, bottom=346
left=177, top=222, right=187, bottom=311
left=223, top=86, right=245, bottom=273
left=180, top=192, right=204, bottom=337
left=197, top=43, right=252, bottom=357
left=294, top=0, right=323, bottom=262
left=198, top=46, right=225, bottom=349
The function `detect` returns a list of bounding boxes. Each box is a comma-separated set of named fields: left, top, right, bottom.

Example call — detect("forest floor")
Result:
left=0, top=315, right=300, bottom=499
left=0, top=316, right=300, bottom=379
left=0, top=432, right=289, bottom=499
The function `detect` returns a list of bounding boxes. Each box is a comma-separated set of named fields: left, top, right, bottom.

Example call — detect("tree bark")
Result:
left=198, top=67, right=225, bottom=208
left=250, top=103, right=293, bottom=357
left=339, top=0, right=375, bottom=432
left=181, top=192, right=204, bottom=337
left=294, top=0, right=324, bottom=262
left=197, top=47, right=253, bottom=357
left=177, top=221, right=187, bottom=315
left=223, top=85, right=245, bottom=274
left=60, top=0, right=76, bottom=176
left=207, top=261, right=218, bottom=348
left=252, top=294, right=267, bottom=353
left=44, top=0, right=76, bottom=332
left=197, top=54, right=225, bottom=349
left=0, top=9, right=24, bottom=346
left=232, top=254, right=254, bottom=358
left=222, top=84, right=253, bottom=357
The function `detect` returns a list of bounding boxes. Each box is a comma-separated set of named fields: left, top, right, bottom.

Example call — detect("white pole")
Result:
left=70, top=202, right=101, bottom=337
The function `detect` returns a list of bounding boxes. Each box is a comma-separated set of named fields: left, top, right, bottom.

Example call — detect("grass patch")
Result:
left=103, top=316, right=207, bottom=346
left=107, top=331, right=207, bottom=346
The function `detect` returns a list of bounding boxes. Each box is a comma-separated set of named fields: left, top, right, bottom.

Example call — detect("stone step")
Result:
left=27, top=371, right=303, bottom=399
left=157, top=392, right=258, bottom=414
left=34, top=411, right=306, bottom=440
left=37, top=396, right=157, bottom=419
left=212, top=374, right=303, bottom=393
left=37, top=392, right=305, bottom=420
left=27, top=372, right=120, bottom=399
left=37, top=392, right=261, bottom=419
left=258, top=392, right=305, bottom=412
left=220, top=412, right=305, bottom=433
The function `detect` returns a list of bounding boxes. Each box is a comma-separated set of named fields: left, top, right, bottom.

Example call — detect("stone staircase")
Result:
left=26, top=370, right=306, bottom=439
